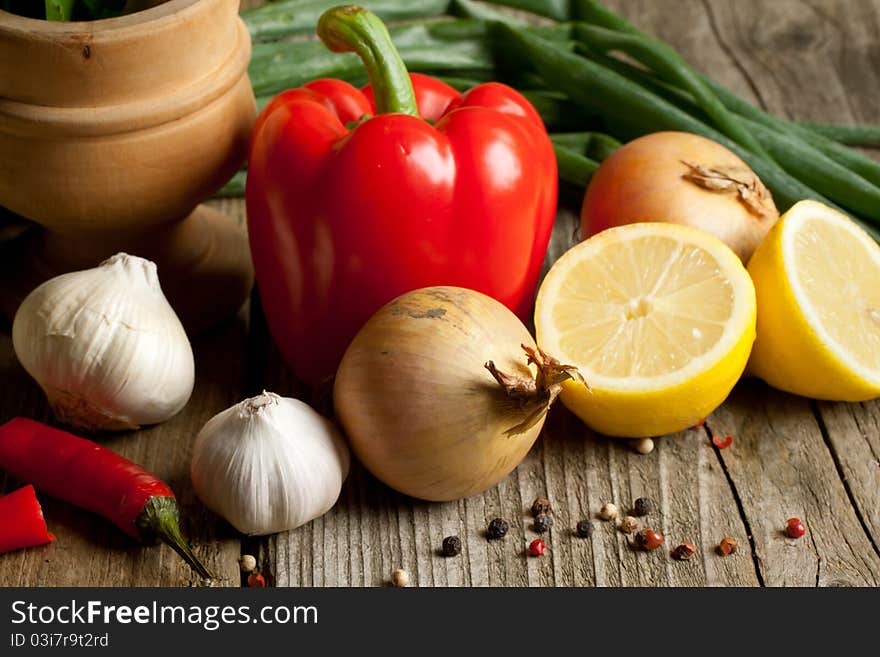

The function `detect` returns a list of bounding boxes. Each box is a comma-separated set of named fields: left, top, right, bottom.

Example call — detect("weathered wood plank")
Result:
left=537, top=409, right=761, bottom=586
left=814, top=401, right=880, bottom=552
left=709, top=382, right=880, bottom=586
left=264, top=397, right=761, bottom=587
left=700, top=0, right=880, bottom=122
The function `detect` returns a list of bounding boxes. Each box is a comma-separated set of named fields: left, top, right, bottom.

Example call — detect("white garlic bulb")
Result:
left=190, top=392, right=350, bottom=536
left=12, top=253, right=194, bottom=431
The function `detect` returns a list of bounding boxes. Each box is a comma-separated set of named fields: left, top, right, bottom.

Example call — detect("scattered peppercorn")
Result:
left=247, top=572, right=266, bottom=587
left=634, top=438, right=655, bottom=455
left=391, top=569, right=409, bottom=587
left=238, top=554, right=257, bottom=573
left=531, top=497, right=552, bottom=517
left=533, top=514, right=553, bottom=533
left=618, top=515, right=639, bottom=534
left=442, top=535, right=462, bottom=556
left=599, top=503, right=618, bottom=521
left=528, top=538, right=546, bottom=556
left=486, top=518, right=509, bottom=540
left=576, top=519, right=594, bottom=538
left=671, top=541, right=697, bottom=561
left=633, top=497, right=654, bottom=516
left=635, top=529, right=664, bottom=551
left=785, top=517, right=806, bottom=539
left=718, top=537, right=738, bottom=556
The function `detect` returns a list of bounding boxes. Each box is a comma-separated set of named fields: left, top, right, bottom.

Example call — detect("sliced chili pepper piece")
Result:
left=0, top=484, right=55, bottom=554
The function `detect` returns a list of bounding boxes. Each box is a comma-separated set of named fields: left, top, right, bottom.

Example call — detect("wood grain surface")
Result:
left=1, top=0, right=878, bottom=587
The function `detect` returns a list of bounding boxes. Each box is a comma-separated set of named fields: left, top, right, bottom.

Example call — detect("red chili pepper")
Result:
left=0, top=417, right=212, bottom=578
left=712, top=435, right=734, bottom=449
left=691, top=419, right=706, bottom=429
left=246, top=6, right=557, bottom=384
left=0, top=484, right=55, bottom=554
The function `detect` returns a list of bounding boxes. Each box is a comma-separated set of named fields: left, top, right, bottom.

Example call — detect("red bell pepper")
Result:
left=246, top=5, right=557, bottom=384
left=0, top=484, right=55, bottom=555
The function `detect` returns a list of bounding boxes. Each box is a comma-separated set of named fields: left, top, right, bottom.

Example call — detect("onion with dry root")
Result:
left=581, top=131, right=779, bottom=262
left=333, top=286, right=582, bottom=502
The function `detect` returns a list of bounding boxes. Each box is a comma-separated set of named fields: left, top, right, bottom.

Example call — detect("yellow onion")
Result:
left=582, top=131, right=779, bottom=262
left=333, top=286, right=581, bottom=501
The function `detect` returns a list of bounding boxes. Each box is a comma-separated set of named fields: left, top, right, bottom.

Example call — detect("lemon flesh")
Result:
left=536, top=223, right=756, bottom=437
left=747, top=200, right=880, bottom=401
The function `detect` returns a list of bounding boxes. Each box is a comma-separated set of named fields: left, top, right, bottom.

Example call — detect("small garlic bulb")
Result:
left=12, top=253, right=194, bottom=431
left=190, top=392, right=350, bottom=536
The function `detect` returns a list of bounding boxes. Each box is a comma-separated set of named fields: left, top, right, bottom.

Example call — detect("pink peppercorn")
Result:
left=785, top=517, right=806, bottom=538
left=529, top=539, right=547, bottom=556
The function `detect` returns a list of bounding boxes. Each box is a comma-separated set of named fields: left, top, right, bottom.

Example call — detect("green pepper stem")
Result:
left=317, top=5, right=419, bottom=117
left=137, top=496, right=215, bottom=581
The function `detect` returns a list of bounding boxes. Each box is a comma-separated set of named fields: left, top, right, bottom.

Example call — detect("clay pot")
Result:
left=0, top=0, right=256, bottom=332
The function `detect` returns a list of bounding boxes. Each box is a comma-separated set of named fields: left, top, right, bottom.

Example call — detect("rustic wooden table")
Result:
left=2, top=0, right=879, bottom=587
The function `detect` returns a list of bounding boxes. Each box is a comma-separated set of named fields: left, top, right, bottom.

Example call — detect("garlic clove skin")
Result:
left=190, top=392, right=350, bottom=536
left=12, top=253, right=195, bottom=431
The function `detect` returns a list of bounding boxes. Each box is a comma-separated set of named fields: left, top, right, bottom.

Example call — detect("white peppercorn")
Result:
left=391, top=569, right=410, bottom=587
left=634, top=438, right=655, bottom=454
left=599, top=503, right=618, bottom=521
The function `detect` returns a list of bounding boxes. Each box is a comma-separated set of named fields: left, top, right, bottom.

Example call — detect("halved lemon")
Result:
left=747, top=200, right=880, bottom=400
left=535, top=222, right=756, bottom=437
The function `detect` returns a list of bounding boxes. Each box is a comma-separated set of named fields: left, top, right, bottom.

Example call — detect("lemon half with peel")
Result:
left=747, top=200, right=880, bottom=401
left=535, top=222, right=756, bottom=437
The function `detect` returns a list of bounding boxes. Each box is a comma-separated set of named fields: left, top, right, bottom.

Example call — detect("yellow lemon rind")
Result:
left=747, top=200, right=880, bottom=401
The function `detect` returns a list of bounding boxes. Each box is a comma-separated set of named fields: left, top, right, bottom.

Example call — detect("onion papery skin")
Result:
left=334, top=286, right=546, bottom=502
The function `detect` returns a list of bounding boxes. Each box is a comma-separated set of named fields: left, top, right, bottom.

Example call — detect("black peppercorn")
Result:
left=441, top=535, right=462, bottom=557
left=533, top=513, right=553, bottom=533
left=531, top=497, right=552, bottom=517
left=486, top=518, right=509, bottom=540
left=576, top=519, right=593, bottom=538
left=633, top=497, right=655, bottom=517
